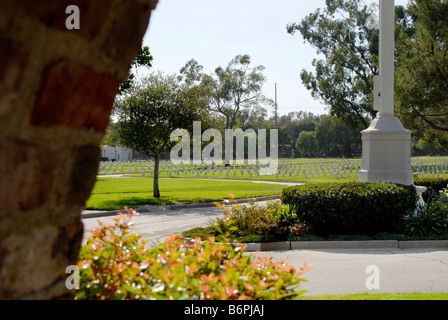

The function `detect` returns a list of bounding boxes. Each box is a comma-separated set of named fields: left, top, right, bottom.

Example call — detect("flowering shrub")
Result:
left=76, top=208, right=151, bottom=300
left=75, top=207, right=312, bottom=300
left=213, top=198, right=303, bottom=241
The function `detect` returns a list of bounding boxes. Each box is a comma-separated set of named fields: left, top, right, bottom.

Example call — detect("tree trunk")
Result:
left=0, top=0, right=157, bottom=299
left=342, top=143, right=353, bottom=158
left=153, top=153, right=160, bottom=198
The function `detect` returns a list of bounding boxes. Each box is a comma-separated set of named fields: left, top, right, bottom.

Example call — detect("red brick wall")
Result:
left=0, top=0, right=158, bottom=299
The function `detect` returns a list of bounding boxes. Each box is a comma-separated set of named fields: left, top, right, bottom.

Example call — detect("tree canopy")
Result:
left=113, top=72, right=208, bottom=197
left=118, top=45, right=153, bottom=95
left=395, top=0, right=448, bottom=148
left=288, top=0, right=448, bottom=150
left=287, top=0, right=380, bottom=129
left=180, top=54, right=270, bottom=130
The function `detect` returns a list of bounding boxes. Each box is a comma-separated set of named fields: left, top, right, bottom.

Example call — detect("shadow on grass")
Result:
left=85, top=197, right=175, bottom=211
left=85, top=196, right=228, bottom=211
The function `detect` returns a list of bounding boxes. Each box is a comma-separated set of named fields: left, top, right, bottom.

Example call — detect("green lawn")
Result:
left=129, top=172, right=359, bottom=184
left=300, top=292, right=448, bottom=300
left=85, top=177, right=289, bottom=210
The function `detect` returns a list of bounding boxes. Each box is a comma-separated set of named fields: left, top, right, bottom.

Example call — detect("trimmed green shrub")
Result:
left=414, top=177, right=448, bottom=203
left=281, top=182, right=418, bottom=236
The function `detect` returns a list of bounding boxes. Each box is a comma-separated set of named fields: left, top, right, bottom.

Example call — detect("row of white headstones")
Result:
left=98, top=157, right=448, bottom=180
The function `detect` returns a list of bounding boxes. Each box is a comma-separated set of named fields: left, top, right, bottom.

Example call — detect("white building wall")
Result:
left=101, top=146, right=133, bottom=161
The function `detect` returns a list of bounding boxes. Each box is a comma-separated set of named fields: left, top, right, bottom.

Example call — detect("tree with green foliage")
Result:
left=103, top=46, right=154, bottom=146
left=395, top=0, right=448, bottom=148
left=414, top=139, right=445, bottom=156
left=278, top=111, right=319, bottom=147
left=296, top=131, right=319, bottom=156
left=287, top=0, right=381, bottom=128
left=178, top=58, right=205, bottom=86
left=181, top=55, right=269, bottom=130
left=118, top=46, right=153, bottom=95
left=315, top=114, right=362, bottom=157
left=102, top=123, right=119, bottom=147
left=113, top=72, right=208, bottom=197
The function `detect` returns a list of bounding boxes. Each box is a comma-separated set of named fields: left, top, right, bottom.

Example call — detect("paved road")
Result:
left=83, top=176, right=448, bottom=296
left=81, top=201, right=448, bottom=297
left=82, top=202, right=227, bottom=245
left=83, top=176, right=301, bottom=246
left=267, top=248, right=448, bottom=296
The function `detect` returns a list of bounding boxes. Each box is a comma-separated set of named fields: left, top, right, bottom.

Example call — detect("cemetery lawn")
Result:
left=99, top=156, right=448, bottom=182
left=129, top=172, right=358, bottom=184
left=85, top=177, right=289, bottom=211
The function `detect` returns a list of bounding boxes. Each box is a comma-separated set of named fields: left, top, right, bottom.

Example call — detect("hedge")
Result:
left=414, top=177, right=448, bottom=203
left=281, top=182, right=418, bottom=236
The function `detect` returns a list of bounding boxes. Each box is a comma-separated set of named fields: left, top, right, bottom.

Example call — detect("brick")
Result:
left=0, top=225, right=61, bottom=298
left=52, top=218, right=84, bottom=262
left=0, top=140, right=56, bottom=214
left=65, top=145, right=101, bottom=206
left=0, top=39, right=29, bottom=117
left=15, top=0, right=112, bottom=40
left=30, top=60, right=120, bottom=132
left=100, top=1, right=153, bottom=63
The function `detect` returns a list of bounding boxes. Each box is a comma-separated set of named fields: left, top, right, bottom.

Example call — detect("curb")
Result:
left=160, top=195, right=281, bottom=210
left=397, top=240, right=448, bottom=249
left=81, top=210, right=123, bottom=219
left=81, top=195, right=281, bottom=218
left=243, top=240, right=448, bottom=252
left=291, top=240, right=399, bottom=250
left=157, top=237, right=448, bottom=252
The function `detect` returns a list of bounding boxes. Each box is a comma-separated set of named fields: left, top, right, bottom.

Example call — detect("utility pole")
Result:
left=274, top=83, right=278, bottom=128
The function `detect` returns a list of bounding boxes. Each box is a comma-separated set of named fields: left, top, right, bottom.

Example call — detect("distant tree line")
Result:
left=287, top=0, right=448, bottom=149
left=274, top=111, right=362, bottom=158
left=102, top=0, right=448, bottom=197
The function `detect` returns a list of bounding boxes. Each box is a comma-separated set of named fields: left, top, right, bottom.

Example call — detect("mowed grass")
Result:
left=128, top=171, right=359, bottom=184
left=85, top=177, right=289, bottom=210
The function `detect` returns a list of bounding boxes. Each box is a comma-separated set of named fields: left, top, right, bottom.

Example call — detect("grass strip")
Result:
left=86, top=177, right=289, bottom=210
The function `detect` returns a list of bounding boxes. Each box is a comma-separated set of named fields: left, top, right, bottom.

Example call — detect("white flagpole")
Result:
left=379, top=0, right=395, bottom=115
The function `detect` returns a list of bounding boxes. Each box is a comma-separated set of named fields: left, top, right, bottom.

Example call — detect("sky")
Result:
left=141, top=0, right=409, bottom=118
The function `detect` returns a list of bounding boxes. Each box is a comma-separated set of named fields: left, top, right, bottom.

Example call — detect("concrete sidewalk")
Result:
left=267, top=247, right=448, bottom=296
left=81, top=200, right=448, bottom=296
left=81, top=198, right=448, bottom=251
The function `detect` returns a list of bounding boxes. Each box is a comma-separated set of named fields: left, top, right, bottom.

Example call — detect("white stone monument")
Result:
left=359, top=0, right=414, bottom=186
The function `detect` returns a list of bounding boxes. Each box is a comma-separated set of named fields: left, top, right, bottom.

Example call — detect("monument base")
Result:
left=359, top=113, right=414, bottom=186
left=415, top=186, right=427, bottom=206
